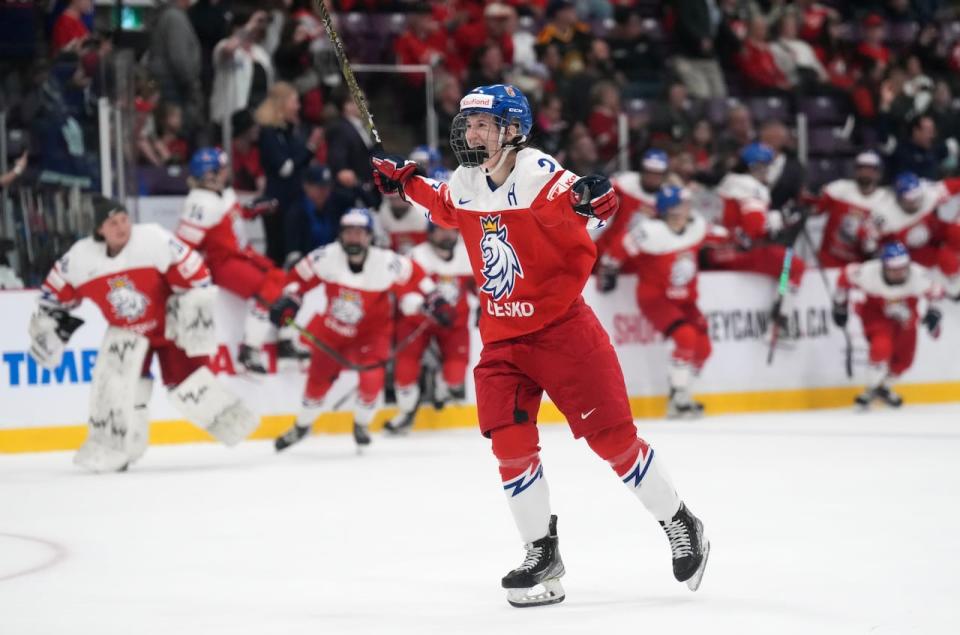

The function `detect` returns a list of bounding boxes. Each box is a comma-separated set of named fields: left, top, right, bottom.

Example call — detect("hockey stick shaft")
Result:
left=313, top=0, right=382, bottom=149
left=798, top=227, right=854, bottom=378
left=766, top=246, right=792, bottom=365
left=285, top=318, right=432, bottom=372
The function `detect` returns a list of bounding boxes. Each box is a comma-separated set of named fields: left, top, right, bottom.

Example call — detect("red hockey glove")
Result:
left=269, top=293, right=303, bottom=328
left=571, top=175, right=618, bottom=221
left=371, top=153, right=417, bottom=195
left=423, top=291, right=455, bottom=328
left=241, top=197, right=279, bottom=219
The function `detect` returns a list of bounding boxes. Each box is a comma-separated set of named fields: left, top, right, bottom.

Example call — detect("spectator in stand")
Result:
left=772, top=9, right=829, bottom=93
left=465, top=44, right=508, bottom=93
left=210, top=9, right=275, bottom=126
left=189, top=0, right=231, bottom=102
left=301, top=164, right=354, bottom=251
left=394, top=6, right=454, bottom=88
left=135, top=80, right=168, bottom=167
left=714, top=103, right=755, bottom=173
left=795, top=0, right=838, bottom=43
left=607, top=7, right=664, bottom=95
left=536, top=0, right=593, bottom=77
left=736, top=14, right=792, bottom=94
left=33, top=52, right=93, bottom=188
left=50, top=0, right=91, bottom=56
left=856, top=14, right=891, bottom=73
left=564, top=38, right=617, bottom=124
left=533, top=92, right=569, bottom=158
left=587, top=80, right=622, bottom=167
left=564, top=129, right=601, bottom=176
left=325, top=92, right=377, bottom=206
left=147, top=0, right=203, bottom=134
left=759, top=120, right=805, bottom=211
left=687, top=119, right=718, bottom=176
left=889, top=114, right=943, bottom=180
left=435, top=73, right=462, bottom=165
left=813, top=14, right=857, bottom=92
left=255, top=81, right=324, bottom=265
left=156, top=102, right=189, bottom=165
left=0, top=153, right=28, bottom=189
left=714, top=0, right=750, bottom=68
left=454, top=2, right=517, bottom=70
left=231, top=109, right=264, bottom=194
left=651, top=82, right=697, bottom=146
left=672, top=0, right=728, bottom=99
left=929, top=81, right=960, bottom=153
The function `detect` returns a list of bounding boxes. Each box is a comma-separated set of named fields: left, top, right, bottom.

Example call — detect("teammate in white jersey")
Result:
left=832, top=242, right=944, bottom=408
left=30, top=196, right=258, bottom=472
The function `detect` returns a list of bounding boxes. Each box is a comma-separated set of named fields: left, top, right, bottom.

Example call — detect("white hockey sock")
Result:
left=622, top=446, right=681, bottom=522
left=668, top=360, right=692, bottom=391
left=355, top=393, right=382, bottom=427
left=295, top=397, right=326, bottom=428
left=866, top=362, right=889, bottom=390
left=501, top=456, right=552, bottom=544
left=394, top=383, right=420, bottom=415
left=243, top=306, right=274, bottom=348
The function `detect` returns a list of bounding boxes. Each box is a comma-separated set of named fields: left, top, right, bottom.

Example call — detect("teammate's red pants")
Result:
left=393, top=317, right=470, bottom=387
left=141, top=342, right=209, bottom=387
left=638, top=298, right=711, bottom=369
left=208, top=251, right=286, bottom=308
left=706, top=244, right=806, bottom=287
left=861, top=316, right=917, bottom=376
left=302, top=316, right=389, bottom=403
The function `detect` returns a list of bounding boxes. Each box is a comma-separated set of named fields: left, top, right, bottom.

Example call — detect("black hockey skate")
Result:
left=238, top=344, right=268, bottom=374
left=276, top=339, right=310, bottom=362
left=274, top=422, right=311, bottom=452
left=383, top=411, right=415, bottom=436
left=659, top=503, right=710, bottom=591
left=855, top=385, right=903, bottom=410
left=353, top=422, right=372, bottom=447
left=666, top=388, right=704, bottom=419
left=502, top=515, right=566, bottom=608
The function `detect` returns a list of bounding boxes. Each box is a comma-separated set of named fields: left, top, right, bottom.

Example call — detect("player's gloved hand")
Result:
left=243, top=197, right=279, bottom=218
left=922, top=307, right=942, bottom=337
left=371, top=153, right=417, bottom=195
left=28, top=308, right=84, bottom=369
left=831, top=301, right=848, bottom=328
left=269, top=294, right=303, bottom=328
left=570, top=175, right=618, bottom=221
left=597, top=265, right=619, bottom=293
left=423, top=291, right=455, bottom=327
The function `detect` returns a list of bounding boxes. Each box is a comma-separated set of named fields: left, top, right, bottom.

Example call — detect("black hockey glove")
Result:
left=269, top=294, right=303, bottom=328
left=831, top=301, right=848, bottom=328
left=423, top=291, right=455, bottom=328
left=922, top=307, right=942, bottom=337
left=597, top=265, right=619, bottom=293
left=48, top=308, right=85, bottom=341
left=570, top=175, right=618, bottom=221
left=371, top=153, right=417, bottom=195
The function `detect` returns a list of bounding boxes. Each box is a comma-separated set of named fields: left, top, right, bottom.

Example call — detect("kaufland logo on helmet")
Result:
left=460, top=94, right=495, bottom=110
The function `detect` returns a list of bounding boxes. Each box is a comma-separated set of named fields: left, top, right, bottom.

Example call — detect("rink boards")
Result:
left=1, top=270, right=958, bottom=453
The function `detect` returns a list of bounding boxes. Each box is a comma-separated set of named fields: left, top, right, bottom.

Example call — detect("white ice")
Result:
left=3, top=404, right=960, bottom=635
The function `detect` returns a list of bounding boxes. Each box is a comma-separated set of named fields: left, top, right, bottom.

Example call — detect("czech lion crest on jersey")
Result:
left=670, top=252, right=697, bottom=288
left=479, top=215, right=523, bottom=300
left=106, top=276, right=149, bottom=321
left=329, top=289, right=365, bottom=325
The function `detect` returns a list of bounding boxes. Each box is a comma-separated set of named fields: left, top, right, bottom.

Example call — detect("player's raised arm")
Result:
left=370, top=155, right=460, bottom=229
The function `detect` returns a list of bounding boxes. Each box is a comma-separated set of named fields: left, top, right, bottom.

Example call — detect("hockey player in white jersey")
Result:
left=176, top=148, right=303, bottom=373
left=832, top=241, right=944, bottom=408
left=30, top=196, right=258, bottom=472
left=384, top=222, right=474, bottom=434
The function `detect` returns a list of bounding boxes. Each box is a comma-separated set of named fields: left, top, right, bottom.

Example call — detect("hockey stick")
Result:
left=766, top=245, right=793, bottom=365
left=313, top=0, right=382, bottom=151
left=284, top=317, right=432, bottom=372
left=798, top=227, right=854, bottom=378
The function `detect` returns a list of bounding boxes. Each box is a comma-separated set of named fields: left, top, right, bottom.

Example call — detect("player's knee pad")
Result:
left=583, top=422, right=649, bottom=477
left=491, top=423, right=541, bottom=480
left=76, top=328, right=151, bottom=473
left=169, top=366, right=258, bottom=446
left=869, top=334, right=894, bottom=363
left=668, top=324, right=698, bottom=362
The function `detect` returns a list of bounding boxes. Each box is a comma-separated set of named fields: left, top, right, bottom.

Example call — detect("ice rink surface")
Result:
left=3, top=404, right=960, bottom=635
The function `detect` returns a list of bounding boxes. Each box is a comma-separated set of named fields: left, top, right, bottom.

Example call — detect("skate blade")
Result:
left=506, top=579, right=565, bottom=608
left=685, top=539, right=710, bottom=592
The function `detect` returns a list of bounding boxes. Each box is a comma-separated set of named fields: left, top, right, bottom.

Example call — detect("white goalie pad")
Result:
left=168, top=366, right=257, bottom=446
left=74, top=328, right=150, bottom=473
left=28, top=310, right=65, bottom=370
left=165, top=286, right=218, bottom=357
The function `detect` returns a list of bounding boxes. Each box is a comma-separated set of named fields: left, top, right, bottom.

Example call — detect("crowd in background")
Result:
left=3, top=0, right=960, bottom=273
